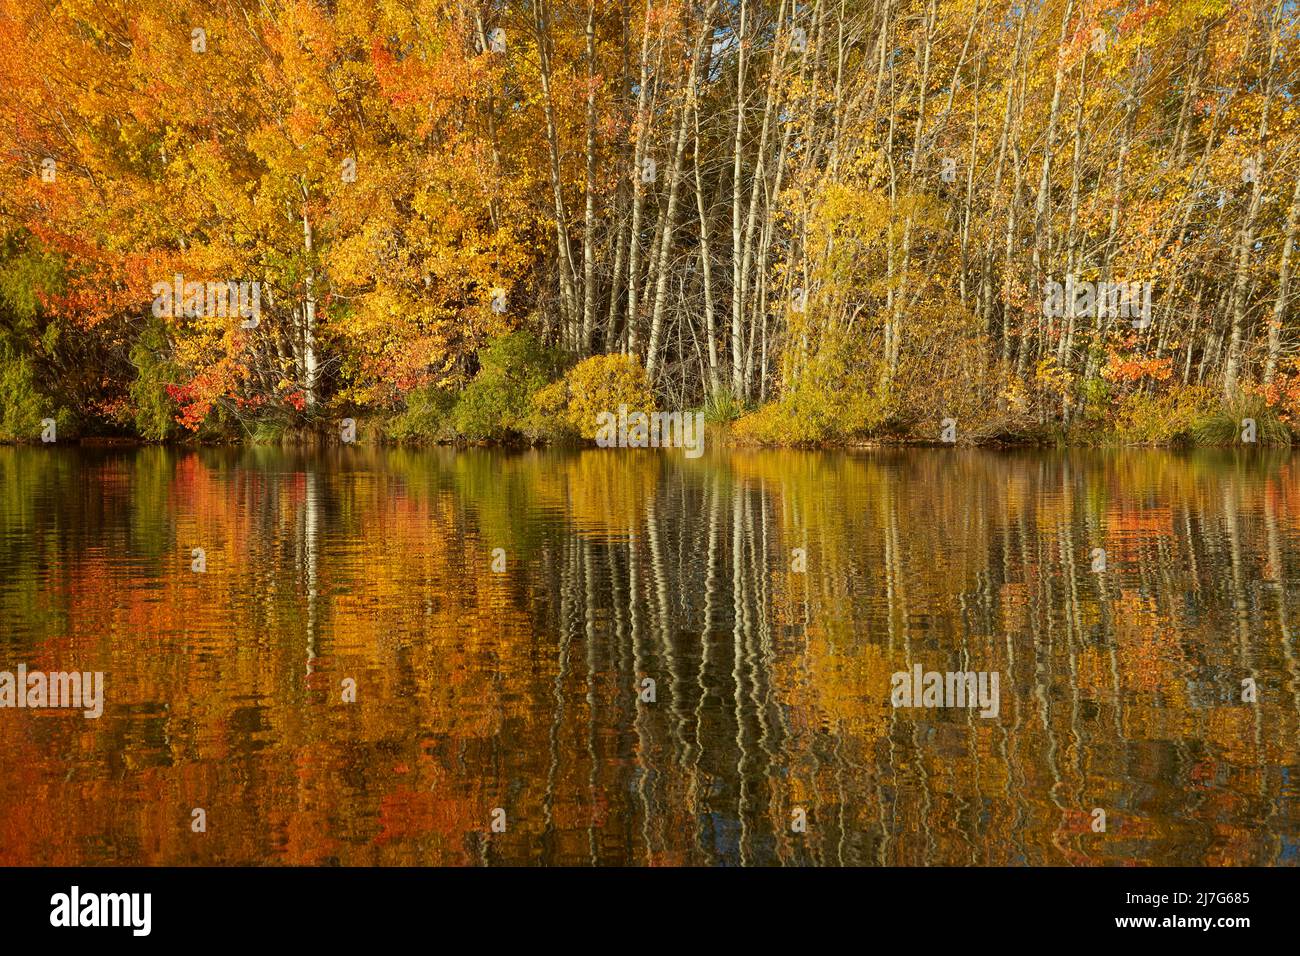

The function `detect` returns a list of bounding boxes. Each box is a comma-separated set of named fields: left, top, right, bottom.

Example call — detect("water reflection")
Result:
left=0, top=445, right=1297, bottom=865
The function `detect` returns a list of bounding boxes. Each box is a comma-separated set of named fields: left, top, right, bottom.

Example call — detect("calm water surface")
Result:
left=1, top=445, right=1298, bottom=865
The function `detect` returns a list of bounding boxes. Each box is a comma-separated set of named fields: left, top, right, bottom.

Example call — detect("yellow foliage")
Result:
left=735, top=334, right=888, bottom=445
left=557, top=354, right=656, bottom=440
left=1110, top=386, right=1220, bottom=445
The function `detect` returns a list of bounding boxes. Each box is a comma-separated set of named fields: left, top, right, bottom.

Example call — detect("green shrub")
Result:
left=388, top=385, right=457, bottom=442
left=450, top=331, right=562, bottom=440
left=702, top=386, right=746, bottom=425
left=0, top=345, right=69, bottom=442
left=1192, top=395, right=1292, bottom=446
left=248, top=420, right=289, bottom=445
left=129, top=321, right=182, bottom=442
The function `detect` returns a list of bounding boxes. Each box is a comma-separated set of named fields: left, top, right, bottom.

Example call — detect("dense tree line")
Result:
left=0, top=0, right=1297, bottom=443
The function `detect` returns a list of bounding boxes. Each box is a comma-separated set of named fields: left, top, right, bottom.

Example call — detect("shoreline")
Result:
left=2, top=428, right=1289, bottom=451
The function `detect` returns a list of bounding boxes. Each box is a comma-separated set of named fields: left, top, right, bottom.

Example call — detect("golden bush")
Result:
left=560, top=354, right=656, bottom=439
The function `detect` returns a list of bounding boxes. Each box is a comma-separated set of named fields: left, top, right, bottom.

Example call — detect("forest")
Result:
left=0, top=0, right=1297, bottom=446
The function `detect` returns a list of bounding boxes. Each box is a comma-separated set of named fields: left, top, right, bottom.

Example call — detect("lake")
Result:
left=1, top=445, right=1297, bottom=865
